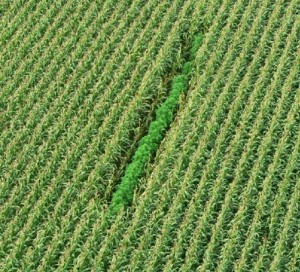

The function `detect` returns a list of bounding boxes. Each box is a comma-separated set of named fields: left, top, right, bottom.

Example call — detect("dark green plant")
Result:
left=109, top=33, right=203, bottom=215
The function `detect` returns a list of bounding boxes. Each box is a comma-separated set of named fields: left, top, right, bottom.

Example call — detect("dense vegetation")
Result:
left=0, top=0, right=299, bottom=271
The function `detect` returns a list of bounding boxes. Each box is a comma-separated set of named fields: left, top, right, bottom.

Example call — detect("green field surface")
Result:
left=0, top=0, right=299, bottom=271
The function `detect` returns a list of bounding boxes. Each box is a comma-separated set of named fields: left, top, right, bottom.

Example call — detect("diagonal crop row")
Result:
left=1, top=0, right=197, bottom=270
left=101, top=0, right=298, bottom=270
left=198, top=6, right=298, bottom=269
left=108, top=32, right=203, bottom=216
left=143, top=1, right=281, bottom=270
left=101, top=0, right=260, bottom=268
left=64, top=1, right=205, bottom=270
left=0, top=0, right=137, bottom=221
left=0, top=0, right=177, bottom=264
left=131, top=0, right=270, bottom=269
left=180, top=10, right=297, bottom=272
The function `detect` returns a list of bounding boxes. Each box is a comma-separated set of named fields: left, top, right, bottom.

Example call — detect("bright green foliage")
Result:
left=1, top=0, right=300, bottom=271
left=109, top=34, right=203, bottom=215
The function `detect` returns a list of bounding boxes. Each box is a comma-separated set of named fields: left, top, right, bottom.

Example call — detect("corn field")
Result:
left=0, top=0, right=299, bottom=271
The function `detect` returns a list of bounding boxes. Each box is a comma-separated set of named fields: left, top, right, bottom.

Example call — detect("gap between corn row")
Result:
left=109, top=33, right=204, bottom=216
